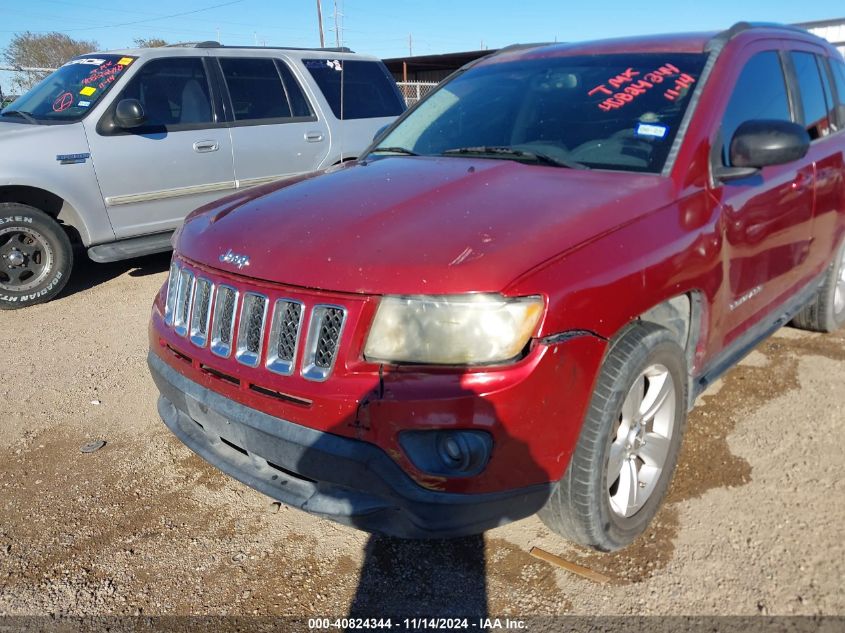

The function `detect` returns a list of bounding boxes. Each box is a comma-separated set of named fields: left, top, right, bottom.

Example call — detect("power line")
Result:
left=0, top=0, right=244, bottom=34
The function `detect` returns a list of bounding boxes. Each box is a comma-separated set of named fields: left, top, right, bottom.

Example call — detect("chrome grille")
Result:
left=266, top=300, right=304, bottom=376
left=173, top=269, right=195, bottom=337
left=302, top=305, right=347, bottom=382
left=236, top=293, right=268, bottom=367
left=163, top=262, right=348, bottom=380
left=164, top=262, right=180, bottom=326
left=210, top=285, right=238, bottom=358
left=189, top=278, right=213, bottom=347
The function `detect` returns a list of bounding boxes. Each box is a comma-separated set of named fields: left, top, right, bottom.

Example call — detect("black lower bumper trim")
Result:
left=148, top=352, right=552, bottom=538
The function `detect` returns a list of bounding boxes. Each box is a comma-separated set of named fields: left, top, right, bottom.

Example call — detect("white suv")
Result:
left=0, top=43, right=405, bottom=308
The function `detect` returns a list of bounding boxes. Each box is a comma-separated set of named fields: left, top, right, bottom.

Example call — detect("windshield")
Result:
left=1, top=54, right=136, bottom=123
left=372, top=52, right=708, bottom=173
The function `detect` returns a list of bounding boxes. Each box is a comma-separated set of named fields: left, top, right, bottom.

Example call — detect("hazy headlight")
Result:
left=364, top=294, right=544, bottom=365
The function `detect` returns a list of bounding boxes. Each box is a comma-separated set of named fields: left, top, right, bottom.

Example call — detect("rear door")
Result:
left=709, top=46, right=815, bottom=347
left=792, top=49, right=845, bottom=267
left=216, top=56, right=329, bottom=187
left=301, top=58, right=406, bottom=159
left=86, top=55, right=235, bottom=238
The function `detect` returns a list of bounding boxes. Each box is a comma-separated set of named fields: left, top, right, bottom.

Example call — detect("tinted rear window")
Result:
left=220, top=57, right=291, bottom=121
left=303, top=59, right=405, bottom=119
left=790, top=51, right=831, bottom=139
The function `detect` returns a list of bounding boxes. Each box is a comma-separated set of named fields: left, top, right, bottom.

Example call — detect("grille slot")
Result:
left=302, top=305, right=346, bottom=382
left=189, top=278, right=214, bottom=347
left=236, top=293, right=269, bottom=367
left=173, top=269, right=195, bottom=337
left=210, top=285, right=239, bottom=358
left=164, top=262, right=180, bottom=326
left=266, top=300, right=304, bottom=376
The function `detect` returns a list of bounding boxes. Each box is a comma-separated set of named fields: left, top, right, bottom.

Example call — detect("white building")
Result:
left=796, top=17, right=845, bottom=56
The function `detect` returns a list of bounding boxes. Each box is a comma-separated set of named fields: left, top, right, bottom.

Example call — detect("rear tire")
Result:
left=791, top=239, right=845, bottom=333
left=539, top=322, right=688, bottom=551
left=0, top=203, right=73, bottom=310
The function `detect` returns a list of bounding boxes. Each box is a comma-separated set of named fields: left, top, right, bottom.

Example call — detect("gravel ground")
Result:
left=1, top=253, right=844, bottom=620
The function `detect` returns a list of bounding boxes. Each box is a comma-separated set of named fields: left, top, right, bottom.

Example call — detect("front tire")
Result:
left=0, top=203, right=73, bottom=310
left=791, top=238, right=845, bottom=333
left=539, top=322, right=688, bottom=551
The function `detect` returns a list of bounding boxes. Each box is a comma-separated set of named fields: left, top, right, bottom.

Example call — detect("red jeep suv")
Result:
left=148, top=23, right=845, bottom=551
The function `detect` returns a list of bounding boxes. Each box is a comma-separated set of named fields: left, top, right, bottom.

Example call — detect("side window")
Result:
left=303, top=59, right=406, bottom=119
left=829, top=58, right=845, bottom=130
left=816, top=56, right=839, bottom=132
left=220, top=58, right=291, bottom=122
left=119, top=57, right=213, bottom=128
left=789, top=51, right=831, bottom=140
left=720, top=51, right=792, bottom=166
left=276, top=61, right=314, bottom=118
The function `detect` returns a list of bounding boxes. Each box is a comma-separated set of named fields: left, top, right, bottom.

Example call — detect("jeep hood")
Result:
left=178, top=156, right=674, bottom=295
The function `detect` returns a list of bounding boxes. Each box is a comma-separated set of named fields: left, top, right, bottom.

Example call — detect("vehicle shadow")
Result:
left=305, top=367, right=553, bottom=626
left=58, top=249, right=171, bottom=299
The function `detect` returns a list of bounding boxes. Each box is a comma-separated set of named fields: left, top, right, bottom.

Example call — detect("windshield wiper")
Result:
left=371, top=146, right=419, bottom=156
left=442, top=146, right=588, bottom=169
left=0, top=110, right=40, bottom=125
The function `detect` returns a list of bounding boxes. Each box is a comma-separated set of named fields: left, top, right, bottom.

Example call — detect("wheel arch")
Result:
left=0, top=185, right=91, bottom=246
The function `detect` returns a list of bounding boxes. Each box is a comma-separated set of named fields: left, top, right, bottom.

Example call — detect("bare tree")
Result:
left=133, top=38, right=169, bottom=48
left=3, top=32, right=98, bottom=92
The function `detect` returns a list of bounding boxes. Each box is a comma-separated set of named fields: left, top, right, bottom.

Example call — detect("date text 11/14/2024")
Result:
left=308, top=617, right=527, bottom=630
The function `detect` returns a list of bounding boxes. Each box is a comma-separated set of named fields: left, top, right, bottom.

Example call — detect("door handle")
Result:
left=193, top=140, right=219, bottom=153
left=304, top=131, right=324, bottom=143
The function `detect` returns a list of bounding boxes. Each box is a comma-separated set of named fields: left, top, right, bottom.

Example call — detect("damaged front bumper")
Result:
left=148, top=351, right=553, bottom=538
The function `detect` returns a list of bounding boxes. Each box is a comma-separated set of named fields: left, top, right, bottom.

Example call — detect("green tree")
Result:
left=3, top=32, right=98, bottom=92
left=133, top=38, right=169, bottom=48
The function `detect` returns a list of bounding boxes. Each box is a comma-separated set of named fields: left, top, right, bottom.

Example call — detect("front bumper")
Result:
left=149, top=352, right=552, bottom=538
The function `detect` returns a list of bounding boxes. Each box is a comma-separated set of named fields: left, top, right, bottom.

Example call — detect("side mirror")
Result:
left=114, top=98, right=146, bottom=129
left=714, top=119, right=810, bottom=182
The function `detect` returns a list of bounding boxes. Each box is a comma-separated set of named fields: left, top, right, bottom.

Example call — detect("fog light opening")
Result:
left=400, top=429, right=493, bottom=478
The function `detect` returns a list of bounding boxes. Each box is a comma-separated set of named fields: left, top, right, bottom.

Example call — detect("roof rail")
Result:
left=164, top=41, right=354, bottom=53
left=705, top=21, right=821, bottom=52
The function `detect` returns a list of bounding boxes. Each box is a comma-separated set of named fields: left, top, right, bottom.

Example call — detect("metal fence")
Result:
left=396, top=81, right=438, bottom=106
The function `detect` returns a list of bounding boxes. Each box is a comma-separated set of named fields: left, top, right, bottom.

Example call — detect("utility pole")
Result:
left=332, top=0, right=342, bottom=48
left=408, top=33, right=413, bottom=56
left=316, top=0, right=325, bottom=47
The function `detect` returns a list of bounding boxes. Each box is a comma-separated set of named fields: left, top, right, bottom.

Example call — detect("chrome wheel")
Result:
left=0, top=227, right=54, bottom=292
left=835, top=245, right=845, bottom=316
left=607, top=363, right=677, bottom=518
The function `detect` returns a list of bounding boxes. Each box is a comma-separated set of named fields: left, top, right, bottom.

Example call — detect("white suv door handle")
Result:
left=193, top=140, right=219, bottom=153
left=305, top=131, right=324, bottom=142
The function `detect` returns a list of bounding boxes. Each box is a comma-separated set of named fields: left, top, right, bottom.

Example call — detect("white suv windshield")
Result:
left=372, top=52, right=708, bottom=173
left=1, top=55, right=136, bottom=123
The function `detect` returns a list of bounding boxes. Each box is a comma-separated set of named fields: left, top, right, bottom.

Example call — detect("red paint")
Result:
left=151, top=27, right=845, bottom=496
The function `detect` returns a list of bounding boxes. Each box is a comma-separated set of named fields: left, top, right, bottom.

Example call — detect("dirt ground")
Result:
left=1, top=253, right=844, bottom=620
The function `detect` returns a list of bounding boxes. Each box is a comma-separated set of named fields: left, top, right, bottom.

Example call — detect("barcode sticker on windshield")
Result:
left=636, top=123, right=668, bottom=138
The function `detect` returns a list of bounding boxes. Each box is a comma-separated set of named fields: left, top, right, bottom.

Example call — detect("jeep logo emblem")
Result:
left=219, top=249, right=250, bottom=269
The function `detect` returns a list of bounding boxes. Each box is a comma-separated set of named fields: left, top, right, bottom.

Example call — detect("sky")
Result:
left=1, top=0, right=844, bottom=94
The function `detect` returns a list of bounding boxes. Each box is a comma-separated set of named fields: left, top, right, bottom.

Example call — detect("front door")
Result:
left=709, top=48, right=815, bottom=348
left=85, top=55, right=235, bottom=238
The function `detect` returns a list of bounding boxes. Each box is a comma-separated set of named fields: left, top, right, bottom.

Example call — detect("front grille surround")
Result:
left=235, top=292, right=269, bottom=368
left=301, top=305, right=347, bottom=382
left=266, top=299, right=305, bottom=376
left=210, top=284, right=239, bottom=358
left=163, top=259, right=348, bottom=380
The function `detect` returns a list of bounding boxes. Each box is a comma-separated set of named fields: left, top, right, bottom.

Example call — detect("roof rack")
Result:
left=706, top=21, right=821, bottom=52
left=164, top=40, right=353, bottom=53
